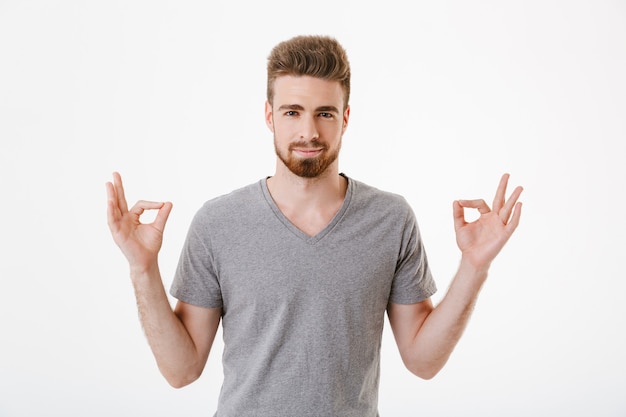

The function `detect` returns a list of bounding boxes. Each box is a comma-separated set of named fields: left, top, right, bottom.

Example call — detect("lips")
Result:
left=293, top=148, right=323, bottom=157
left=289, top=140, right=327, bottom=158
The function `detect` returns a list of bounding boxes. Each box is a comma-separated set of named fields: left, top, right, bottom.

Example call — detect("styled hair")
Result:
left=266, top=35, right=351, bottom=110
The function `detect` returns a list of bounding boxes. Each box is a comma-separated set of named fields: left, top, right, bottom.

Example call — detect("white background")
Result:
left=1, top=1, right=625, bottom=416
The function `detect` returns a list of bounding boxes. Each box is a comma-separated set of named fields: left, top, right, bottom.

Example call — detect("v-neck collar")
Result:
left=260, top=174, right=353, bottom=245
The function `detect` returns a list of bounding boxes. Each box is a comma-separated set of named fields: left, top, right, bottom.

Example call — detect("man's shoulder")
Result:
left=205, top=180, right=261, bottom=205
left=348, top=175, right=411, bottom=211
left=193, top=179, right=264, bottom=222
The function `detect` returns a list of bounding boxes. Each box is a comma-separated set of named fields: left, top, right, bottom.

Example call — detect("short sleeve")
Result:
left=170, top=210, right=223, bottom=309
left=389, top=206, right=437, bottom=304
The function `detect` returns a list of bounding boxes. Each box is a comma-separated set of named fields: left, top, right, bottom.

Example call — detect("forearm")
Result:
left=130, top=262, right=204, bottom=387
left=405, top=258, right=489, bottom=378
left=396, top=174, right=522, bottom=378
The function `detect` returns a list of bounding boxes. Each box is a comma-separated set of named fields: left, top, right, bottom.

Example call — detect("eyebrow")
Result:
left=277, top=104, right=340, bottom=113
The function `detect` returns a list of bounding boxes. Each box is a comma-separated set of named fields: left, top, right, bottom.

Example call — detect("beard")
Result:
left=274, top=138, right=341, bottom=178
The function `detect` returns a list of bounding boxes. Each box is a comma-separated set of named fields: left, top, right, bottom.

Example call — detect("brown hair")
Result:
left=266, top=35, right=351, bottom=110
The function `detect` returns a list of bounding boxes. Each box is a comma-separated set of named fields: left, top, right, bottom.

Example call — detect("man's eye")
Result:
left=318, top=112, right=333, bottom=118
left=285, top=111, right=298, bottom=116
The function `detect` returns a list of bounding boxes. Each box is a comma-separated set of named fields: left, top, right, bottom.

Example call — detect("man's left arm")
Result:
left=388, top=173, right=523, bottom=379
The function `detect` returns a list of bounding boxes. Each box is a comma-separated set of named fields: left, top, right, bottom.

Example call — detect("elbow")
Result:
left=161, top=367, right=202, bottom=389
left=166, top=377, right=194, bottom=389
left=403, top=357, right=445, bottom=381
left=411, top=366, right=441, bottom=381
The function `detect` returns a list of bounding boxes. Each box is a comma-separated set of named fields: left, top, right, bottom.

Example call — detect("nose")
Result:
left=299, top=116, right=319, bottom=140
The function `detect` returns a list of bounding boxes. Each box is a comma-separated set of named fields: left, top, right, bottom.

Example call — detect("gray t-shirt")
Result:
left=171, top=175, right=436, bottom=416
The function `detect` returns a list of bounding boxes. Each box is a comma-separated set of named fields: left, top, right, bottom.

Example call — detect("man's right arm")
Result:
left=130, top=264, right=221, bottom=388
left=106, top=172, right=220, bottom=388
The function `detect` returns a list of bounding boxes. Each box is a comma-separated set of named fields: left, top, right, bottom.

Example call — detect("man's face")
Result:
left=265, top=75, right=350, bottom=178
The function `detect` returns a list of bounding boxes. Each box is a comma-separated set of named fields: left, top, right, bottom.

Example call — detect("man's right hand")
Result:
left=106, top=172, right=173, bottom=271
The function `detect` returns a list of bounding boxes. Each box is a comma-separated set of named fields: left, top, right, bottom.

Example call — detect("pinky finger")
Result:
left=106, top=198, right=120, bottom=231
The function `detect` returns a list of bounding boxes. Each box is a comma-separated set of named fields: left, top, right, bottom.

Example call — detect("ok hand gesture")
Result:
left=106, top=172, right=173, bottom=270
left=453, top=173, right=523, bottom=270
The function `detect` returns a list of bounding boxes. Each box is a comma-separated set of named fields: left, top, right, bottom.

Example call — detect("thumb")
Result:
left=152, top=202, right=173, bottom=232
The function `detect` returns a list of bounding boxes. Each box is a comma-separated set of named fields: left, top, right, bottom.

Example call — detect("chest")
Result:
left=213, top=223, right=401, bottom=319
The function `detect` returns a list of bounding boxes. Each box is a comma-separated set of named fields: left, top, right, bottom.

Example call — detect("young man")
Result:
left=106, top=35, right=523, bottom=416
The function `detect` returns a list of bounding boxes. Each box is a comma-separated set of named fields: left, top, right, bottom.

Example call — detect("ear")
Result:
left=342, top=105, right=351, bottom=134
left=265, top=101, right=274, bottom=132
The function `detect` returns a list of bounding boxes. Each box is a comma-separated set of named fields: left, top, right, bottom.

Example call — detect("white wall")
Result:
left=1, top=1, right=624, bottom=416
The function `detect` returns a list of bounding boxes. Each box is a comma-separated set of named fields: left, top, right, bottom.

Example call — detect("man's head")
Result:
left=265, top=36, right=351, bottom=179
left=267, top=35, right=351, bottom=111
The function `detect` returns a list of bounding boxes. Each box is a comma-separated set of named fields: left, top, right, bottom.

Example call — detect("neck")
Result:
left=268, top=161, right=345, bottom=202
left=266, top=165, right=348, bottom=237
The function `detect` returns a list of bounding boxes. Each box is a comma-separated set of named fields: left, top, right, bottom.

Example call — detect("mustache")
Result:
left=288, top=140, right=328, bottom=151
